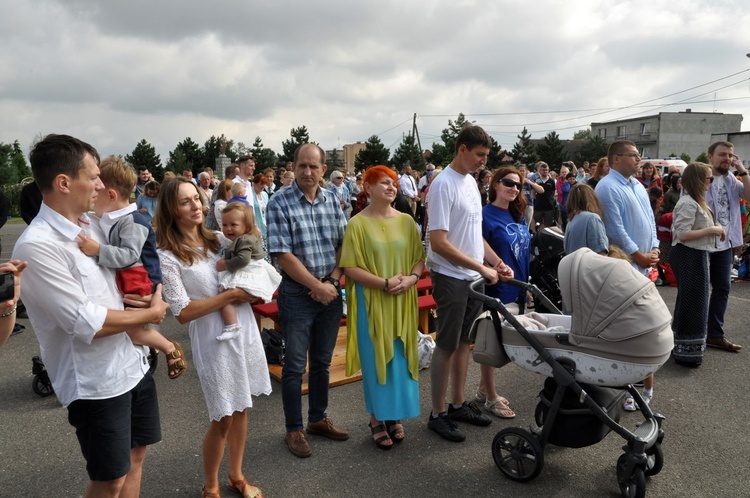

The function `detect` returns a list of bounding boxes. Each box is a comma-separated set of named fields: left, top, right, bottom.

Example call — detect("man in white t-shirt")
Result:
left=425, top=125, right=513, bottom=442
left=705, top=141, right=750, bottom=352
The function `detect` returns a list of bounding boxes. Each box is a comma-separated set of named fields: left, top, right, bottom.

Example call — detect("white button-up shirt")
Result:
left=12, top=203, right=148, bottom=407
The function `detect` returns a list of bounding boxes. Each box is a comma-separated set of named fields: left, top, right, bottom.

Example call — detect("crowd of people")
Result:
left=2, top=129, right=747, bottom=497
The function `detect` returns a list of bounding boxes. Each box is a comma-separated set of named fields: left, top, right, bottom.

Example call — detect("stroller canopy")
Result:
left=558, top=248, right=673, bottom=360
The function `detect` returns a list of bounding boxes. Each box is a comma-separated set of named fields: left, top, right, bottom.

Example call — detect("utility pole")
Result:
left=412, top=113, right=424, bottom=166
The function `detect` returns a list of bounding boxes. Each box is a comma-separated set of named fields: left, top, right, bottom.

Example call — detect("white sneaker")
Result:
left=623, top=396, right=637, bottom=412
left=639, top=393, right=652, bottom=410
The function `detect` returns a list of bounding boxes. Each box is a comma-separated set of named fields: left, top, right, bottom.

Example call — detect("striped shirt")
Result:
left=266, top=181, right=347, bottom=279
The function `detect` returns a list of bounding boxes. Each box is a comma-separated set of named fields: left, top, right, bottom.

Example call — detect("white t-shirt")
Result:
left=711, top=174, right=731, bottom=251
left=426, top=165, right=483, bottom=280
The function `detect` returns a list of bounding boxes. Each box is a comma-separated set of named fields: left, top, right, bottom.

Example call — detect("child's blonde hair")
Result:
left=99, top=155, right=137, bottom=200
left=607, top=244, right=631, bottom=262
left=222, top=202, right=261, bottom=238
left=230, top=182, right=246, bottom=197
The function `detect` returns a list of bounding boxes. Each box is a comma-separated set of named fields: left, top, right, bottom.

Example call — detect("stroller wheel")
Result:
left=32, top=374, right=54, bottom=397
left=534, top=404, right=547, bottom=427
left=644, top=443, right=664, bottom=477
left=617, top=453, right=646, bottom=498
left=492, top=428, right=544, bottom=482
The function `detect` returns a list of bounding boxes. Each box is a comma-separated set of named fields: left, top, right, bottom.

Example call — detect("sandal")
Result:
left=474, top=388, right=509, bottom=406
left=228, top=475, right=263, bottom=498
left=485, top=398, right=516, bottom=419
left=202, top=486, right=221, bottom=498
left=165, top=340, right=187, bottom=380
left=368, top=421, right=393, bottom=450
left=385, top=420, right=405, bottom=443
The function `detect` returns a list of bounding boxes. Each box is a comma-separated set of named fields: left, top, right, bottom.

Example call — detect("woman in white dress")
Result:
left=155, top=178, right=271, bottom=498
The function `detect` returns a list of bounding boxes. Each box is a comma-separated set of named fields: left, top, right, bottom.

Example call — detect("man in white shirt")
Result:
left=426, top=125, right=512, bottom=442
left=399, top=164, right=419, bottom=215
left=13, top=134, right=169, bottom=498
left=233, top=155, right=257, bottom=211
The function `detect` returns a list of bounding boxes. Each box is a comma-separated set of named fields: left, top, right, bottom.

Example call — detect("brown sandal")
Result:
left=368, top=421, right=393, bottom=450
left=228, top=475, right=263, bottom=498
left=202, top=486, right=221, bottom=498
left=385, top=420, right=405, bottom=443
left=165, top=340, right=187, bottom=380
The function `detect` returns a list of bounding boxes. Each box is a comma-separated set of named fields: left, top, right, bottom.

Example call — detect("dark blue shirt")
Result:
left=482, top=204, right=531, bottom=304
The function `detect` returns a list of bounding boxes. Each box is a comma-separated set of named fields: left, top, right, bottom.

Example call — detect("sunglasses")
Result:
left=705, top=177, right=714, bottom=183
left=500, top=178, right=522, bottom=189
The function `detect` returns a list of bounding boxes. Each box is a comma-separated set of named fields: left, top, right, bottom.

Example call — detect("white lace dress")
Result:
left=159, top=244, right=272, bottom=421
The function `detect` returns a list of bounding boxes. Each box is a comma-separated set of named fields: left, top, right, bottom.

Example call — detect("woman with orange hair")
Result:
left=340, top=165, right=425, bottom=450
left=586, top=157, right=610, bottom=189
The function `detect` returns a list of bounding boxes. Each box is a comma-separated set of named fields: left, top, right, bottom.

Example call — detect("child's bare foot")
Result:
left=165, top=340, right=187, bottom=379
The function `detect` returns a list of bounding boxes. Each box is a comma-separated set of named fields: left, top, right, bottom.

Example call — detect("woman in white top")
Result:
left=670, top=162, right=726, bottom=368
left=155, top=178, right=271, bottom=498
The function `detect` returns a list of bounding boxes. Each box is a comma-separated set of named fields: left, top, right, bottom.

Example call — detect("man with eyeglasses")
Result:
left=703, top=141, right=750, bottom=352
left=595, top=141, right=658, bottom=273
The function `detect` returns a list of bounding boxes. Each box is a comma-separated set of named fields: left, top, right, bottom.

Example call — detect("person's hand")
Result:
left=479, top=266, right=499, bottom=285
left=387, top=272, right=416, bottom=295
left=712, top=226, right=726, bottom=241
left=147, top=284, right=169, bottom=324
left=138, top=208, right=148, bottom=214
left=0, top=260, right=27, bottom=308
left=229, top=287, right=261, bottom=305
left=633, top=251, right=658, bottom=269
left=494, top=260, right=514, bottom=282
left=77, top=234, right=100, bottom=257
left=309, top=281, right=338, bottom=305
left=216, top=259, right=228, bottom=272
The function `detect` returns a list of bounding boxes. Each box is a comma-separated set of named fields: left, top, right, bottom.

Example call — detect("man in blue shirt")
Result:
left=266, top=143, right=349, bottom=458
left=596, top=141, right=659, bottom=273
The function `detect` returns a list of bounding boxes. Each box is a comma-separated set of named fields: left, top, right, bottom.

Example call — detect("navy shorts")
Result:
left=67, top=372, right=161, bottom=481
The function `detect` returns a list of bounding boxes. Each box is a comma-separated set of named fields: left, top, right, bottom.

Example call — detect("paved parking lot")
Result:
left=0, top=221, right=748, bottom=497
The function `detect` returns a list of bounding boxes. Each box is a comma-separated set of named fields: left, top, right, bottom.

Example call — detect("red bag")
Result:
left=659, top=261, right=677, bottom=287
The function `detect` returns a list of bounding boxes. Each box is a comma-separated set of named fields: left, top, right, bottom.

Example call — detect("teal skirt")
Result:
left=356, top=283, right=420, bottom=421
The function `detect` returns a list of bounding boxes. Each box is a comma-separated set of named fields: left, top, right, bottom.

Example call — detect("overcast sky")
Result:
left=3, top=0, right=750, bottom=164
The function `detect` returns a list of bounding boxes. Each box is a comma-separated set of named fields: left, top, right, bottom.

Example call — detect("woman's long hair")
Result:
left=566, top=183, right=604, bottom=221
left=155, top=177, right=220, bottom=264
left=488, top=166, right=526, bottom=223
left=592, top=157, right=609, bottom=180
left=682, top=162, right=711, bottom=215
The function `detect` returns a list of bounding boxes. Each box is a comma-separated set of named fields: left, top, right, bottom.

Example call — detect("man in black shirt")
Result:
left=532, top=162, right=556, bottom=229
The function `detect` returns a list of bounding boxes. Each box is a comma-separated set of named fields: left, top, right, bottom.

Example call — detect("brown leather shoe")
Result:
left=706, top=337, right=742, bottom=352
left=285, top=430, right=312, bottom=458
left=306, top=417, right=350, bottom=441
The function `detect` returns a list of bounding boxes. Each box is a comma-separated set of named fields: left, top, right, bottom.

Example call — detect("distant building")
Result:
left=325, top=142, right=366, bottom=174
left=591, top=109, right=742, bottom=161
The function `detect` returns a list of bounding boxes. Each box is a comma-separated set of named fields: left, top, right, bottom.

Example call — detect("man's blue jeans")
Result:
left=708, top=248, right=733, bottom=339
left=278, top=278, right=343, bottom=432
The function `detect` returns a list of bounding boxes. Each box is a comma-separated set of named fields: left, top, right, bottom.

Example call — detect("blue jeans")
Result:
left=277, top=278, right=343, bottom=432
left=707, top=248, right=733, bottom=339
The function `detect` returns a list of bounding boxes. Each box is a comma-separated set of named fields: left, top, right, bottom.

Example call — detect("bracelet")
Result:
left=739, top=171, right=749, bottom=177
left=384, top=278, right=389, bottom=290
left=0, top=306, right=17, bottom=318
left=410, top=272, right=421, bottom=281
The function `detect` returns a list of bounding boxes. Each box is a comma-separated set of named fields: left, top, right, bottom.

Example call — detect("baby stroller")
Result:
left=469, top=248, right=673, bottom=498
left=529, top=227, right=564, bottom=312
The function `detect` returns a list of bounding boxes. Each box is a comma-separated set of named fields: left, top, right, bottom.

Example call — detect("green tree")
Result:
left=430, top=113, right=470, bottom=167
left=391, top=134, right=422, bottom=168
left=511, top=127, right=538, bottom=166
left=327, top=148, right=343, bottom=170
left=203, top=134, right=237, bottom=169
left=125, top=139, right=162, bottom=173
left=281, top=126, right=311, bottom=162
left=355, top=135, right=390, bottom=170
left=573, top=128, right=592, bottom=140
left=486, top=137, right=507, bottom=170
left=536, top=131, right=566, bottom=169
left=575, top=135, right=609, bottom=165
left=251, top=136, right=278, bottom=170
left=680, top=153, right=691, bottom=163
left=166, top=137, right=203, bottom=176
left=696, top=152, right=708, bottom=163
left=0, top=141, right=30, bottom=185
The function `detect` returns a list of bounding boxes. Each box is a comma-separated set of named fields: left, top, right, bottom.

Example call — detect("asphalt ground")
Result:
left=0, top=220, right=748, bottom=497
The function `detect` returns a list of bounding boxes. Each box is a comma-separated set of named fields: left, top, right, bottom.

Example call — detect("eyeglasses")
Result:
left=616, top=153, right=641, bottom=160
left=500, top=178, right=522, bottom=189
left=706, top=176, right=714, bottom=183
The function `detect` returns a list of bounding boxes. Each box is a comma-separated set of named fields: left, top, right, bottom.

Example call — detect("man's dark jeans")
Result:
left=708, top=248, right=733, bottom=339
left=278, top=278, right=343, bottom=432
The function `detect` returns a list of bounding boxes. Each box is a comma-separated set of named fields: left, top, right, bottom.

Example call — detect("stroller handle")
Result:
left=468, top=277, right=562, bottom=315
